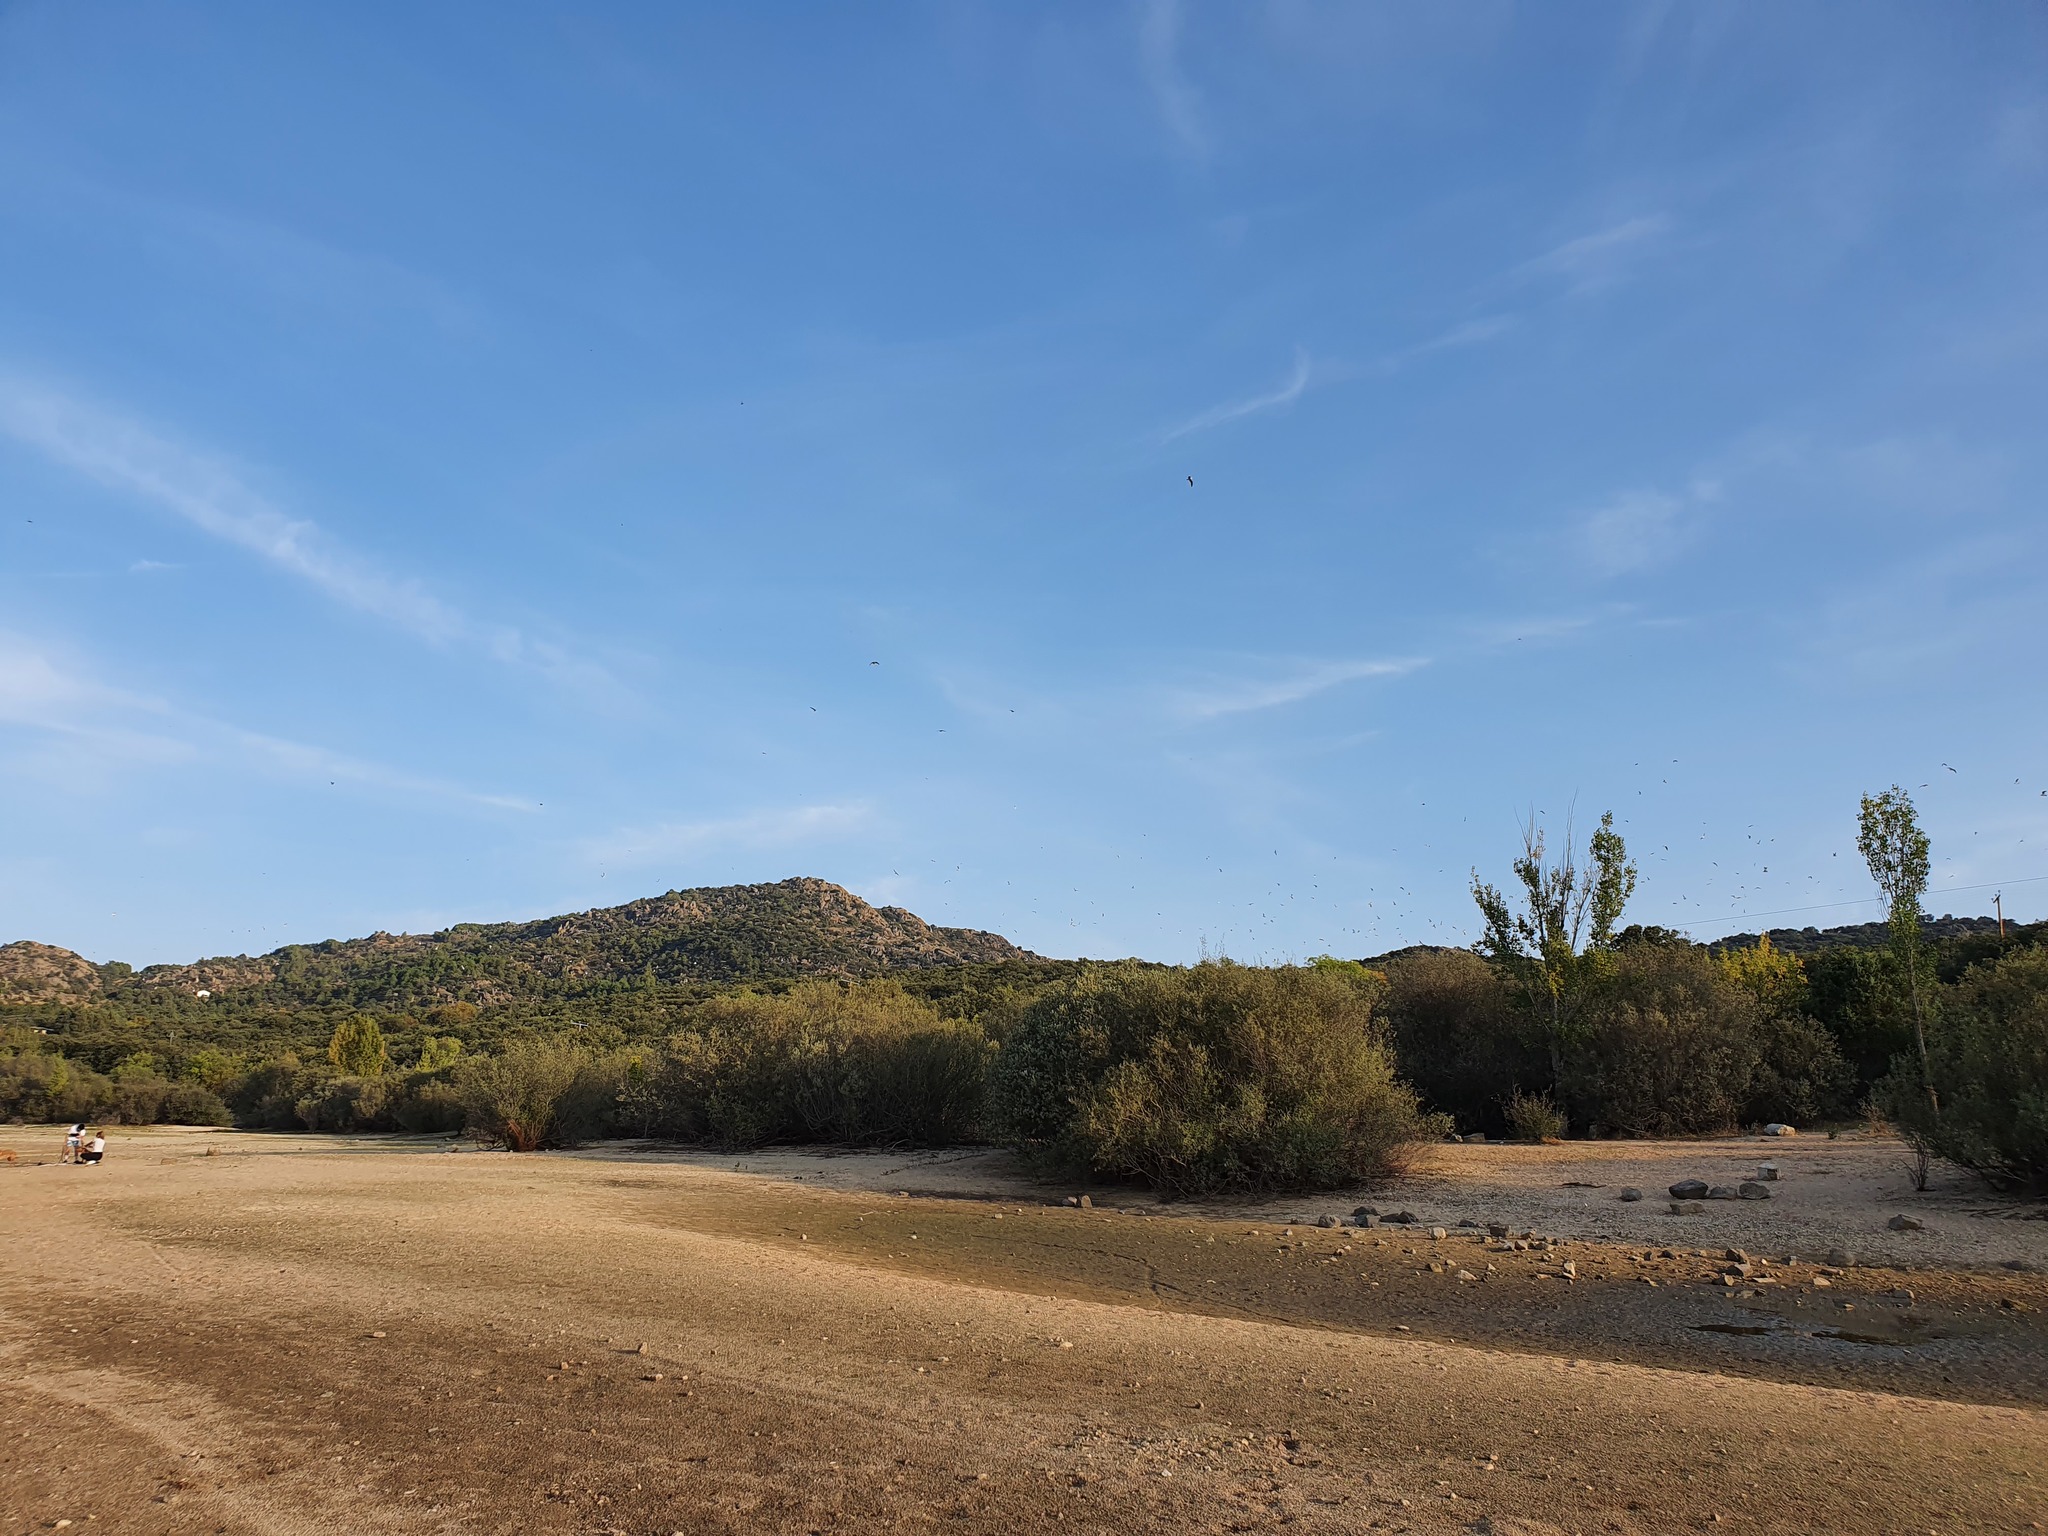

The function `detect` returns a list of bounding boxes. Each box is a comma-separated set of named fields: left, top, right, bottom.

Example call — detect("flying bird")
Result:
left=1943, top=763, right=1957, bottom=773
left=1187, top=475, right=1194, bottom=486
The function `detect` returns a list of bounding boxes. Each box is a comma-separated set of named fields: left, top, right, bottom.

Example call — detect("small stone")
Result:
left=1826, top=1246, right=1855, bottom=1267
left=1487, top=1222, right=1510, bottom=1238
left=1887, top=1214, right=1924, bottom=1232
left=1738, top=1182, right=1772, bottom=1201
left=1560, top=1260, right=1577, bottom=1279
left=1619, top=1187, right=1644, bottom=1202
left=1431, top=1227, right=1448, bottom=1241
left=1669, top=1200, right=1704, bottom=1214
left=1757, top=1163, right=1780, bottom=1181
left=1725, top=1247, right=1748, bottom=1262
left=1353, top=1205, right=1379, bottom=1221
left=1707, top=1185, right=1740, bottom=1200
left=1317, top=1214, right=1339, bottom=1228
left=635, top=1342, right=649, bottom=1354
left=1384, top=1211, right=1418, bottom=1225
left=1812, top=1276, right=1832, bottom=1289
left=1063, top=1196, right=1080, bottom=1207
left=1456, top=1269, right=1479, bottom=1282
left=1763, top=1122, right=1797, bottom=1136
left=1356, top=1211, right=1380, bottom=1229
left=1669, top=1179, right=1710, bottom=1201
left=1078, top=1195, right=1093, bottom=1210
left=1464, top=1132, right=1486, bottom=1144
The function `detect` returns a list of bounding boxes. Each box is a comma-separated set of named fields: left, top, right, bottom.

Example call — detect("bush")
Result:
left=1379, top=950, right=1543, bottom=1135
left=1564, top=947, right=1759, bottom=1136
left=0, top=1044, right=228, bottom=1126
left=455, top=1038, right=593, bottom=1151
left=294, top=1075, right=392, bottom=1133
left=991, top=961, right=1445, bottom=1197
left=1884, top=947, right=2048, bottom=1193
left=639, top=982, right=991, bottom=1148
left=1502, top=1089, right=1566, bottom=1142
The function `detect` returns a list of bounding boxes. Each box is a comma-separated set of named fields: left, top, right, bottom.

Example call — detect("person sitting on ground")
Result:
left=79, top=1130, right=106, bottom=1166
left=63, top=1123, right=85, bottom=1164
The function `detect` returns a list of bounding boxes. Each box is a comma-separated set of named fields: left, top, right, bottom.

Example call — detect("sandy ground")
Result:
left=3, top=1127, right=2045, bottom=1536
left=599, top=1133, right=2048, bottom=1274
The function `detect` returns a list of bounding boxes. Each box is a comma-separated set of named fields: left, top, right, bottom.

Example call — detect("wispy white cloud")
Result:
left=1138, top=0, right=1206, bottom=156
left=0, top=377, right=618, bottom=696
left=1578, top=488, right=1690, bottom=576
left=0, top=630, right=534, bottom=811
left=1169, top=656, right=1427, bottom=721
left=1514, top=215, right=1671, bottom=292
left=579, top=803, right=875, bottom=869
left=1163, top=349, right=1311, bottom=440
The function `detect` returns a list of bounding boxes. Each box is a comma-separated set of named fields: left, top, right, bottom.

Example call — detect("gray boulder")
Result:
left=1737, top=1182, right=1772, bottom=1201
left=1669, top=1179, right=1710, bottom=1200
left=1619, top=1187, right=1644, bottom=1202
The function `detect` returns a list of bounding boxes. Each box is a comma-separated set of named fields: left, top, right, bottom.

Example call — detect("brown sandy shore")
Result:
left=3, top=1129, right=2045, bottom=1535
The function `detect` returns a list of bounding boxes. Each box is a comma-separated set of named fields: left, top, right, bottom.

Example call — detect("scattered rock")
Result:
left=1737, top=1182, right=1772, bottom=1201
left=1465, top=1132, right=1487, bottom=1144
left=634, top=1342, right=649, bottom=1355
left=1077, top=1195, right=1093, bottom=1210
left=1887, top=1214, right=1925, bottom=1232
left=1487, top=1222, right=1511, bottom=1238
left=1756, top=1163, right=1780, bottom=1181
left=1619, top=1187, right=1644, bottom=1202
left=1762, top=1122, right=1797, bottom=1136
left=2001, top=1258, right=2039, bottom=1273
left=1812, top=1276, right=1832, bottom=1289
left=1383, top=1211, right=1418, bottom=1225
left=1669, top=1179, right=1710, bottom=1201
left=1063, top=1196, right=1080, bottom=1208
left=1457, top=1219, right=1481, bottom=1228
left=1317, top=1214, right=1339, bottom=1228
left=1354, top=1209, right=1380, bottom=1228
left=1430, top=1227, right=1448, bottom=1241
left=1826, top=1247, right=1855, bottom=1267
left=1455, top=1269, right=1479, bottom=1283
left=1725, top=1247, right=1748, bottom=1262
left=1669, top=1201, right=1704, bottom=1214
left=1707, top=1185, right=1740, bottom=1200
left=1560, top=1259, right=1577, bottom=1279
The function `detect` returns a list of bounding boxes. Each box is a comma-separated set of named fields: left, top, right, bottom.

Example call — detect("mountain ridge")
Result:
left=0, top=877, right=1037, bottom=1008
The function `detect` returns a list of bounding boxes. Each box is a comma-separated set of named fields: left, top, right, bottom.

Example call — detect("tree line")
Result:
left=3, top=789, right=2042, bottom=1195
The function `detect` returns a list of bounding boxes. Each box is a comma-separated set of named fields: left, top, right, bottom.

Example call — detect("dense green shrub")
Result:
left=0, top=1042, right=227, bottom=1126
left=1502, top=1089, right=1566, bottom=1141
left=1564, top=947, right=1759, bottom=1135
left=1379, top=950, right=1544, bottom=1135
left=1884, top=948, right=2048, bottom=1193
left=639, top=981, right=990, bottom=1148
left=1803, top=946, right=1913, bottom=1093
left=455, top=1038, right=595, bottom=1151
left=991, top=961, right=1445, bottom=1197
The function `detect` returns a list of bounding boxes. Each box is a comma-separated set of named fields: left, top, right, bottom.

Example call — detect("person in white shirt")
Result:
left=62, top=1123, right=85, bottom=1164
left=79, top=1131, right=106, bottom=1166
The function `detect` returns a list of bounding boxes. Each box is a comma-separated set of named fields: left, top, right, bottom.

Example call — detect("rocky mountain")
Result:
left=2, top=878, right=1036, bottom=1009
left=0, top=940, right=106, bottom=1005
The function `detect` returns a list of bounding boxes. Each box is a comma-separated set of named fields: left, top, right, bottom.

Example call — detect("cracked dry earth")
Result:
left=3, top=1133, right=2045, bottom=1536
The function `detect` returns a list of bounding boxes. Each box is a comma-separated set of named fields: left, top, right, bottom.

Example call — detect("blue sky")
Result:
left=3, top=3, right=2046, bottom=967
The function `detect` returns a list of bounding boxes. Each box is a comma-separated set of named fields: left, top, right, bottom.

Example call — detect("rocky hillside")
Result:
left=0, top=940, right=106, bottom=1005
left=3, top=879, right=1036, bottom=1009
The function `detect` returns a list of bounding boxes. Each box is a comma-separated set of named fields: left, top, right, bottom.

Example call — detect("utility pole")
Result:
left=1995, top=891, right=2005, bottom=940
